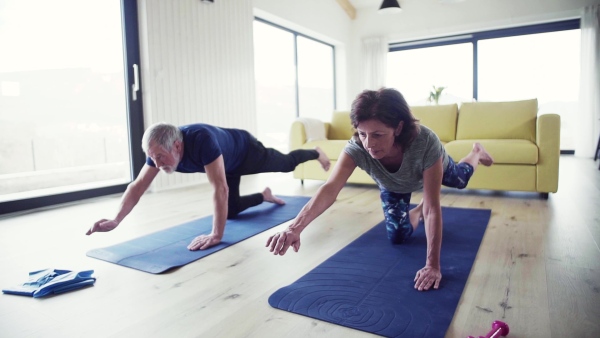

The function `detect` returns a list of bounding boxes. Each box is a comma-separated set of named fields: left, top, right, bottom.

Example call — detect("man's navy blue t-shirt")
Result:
left=146, top=124, right=251, bottom=174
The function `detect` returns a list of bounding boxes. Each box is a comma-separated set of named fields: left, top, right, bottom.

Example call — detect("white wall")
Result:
left=138, top=0, right=256, bottom=191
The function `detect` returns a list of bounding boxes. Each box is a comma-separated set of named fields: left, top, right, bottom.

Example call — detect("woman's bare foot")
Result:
left=473, top=142, right=494, bottom=166
left=263, top=187, right=285, bottom=205
left=315, top=147, right=331, bottom=171
left=409, top=200, right=424, bottom=230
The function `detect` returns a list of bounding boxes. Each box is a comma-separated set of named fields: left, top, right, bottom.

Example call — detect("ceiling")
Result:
left=348, top=0, right=381, bottom=9
left=348, top=0, right=467, bottom=9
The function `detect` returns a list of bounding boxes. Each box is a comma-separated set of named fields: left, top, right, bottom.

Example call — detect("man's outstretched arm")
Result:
left=87, top=164, right=159, bottom=235
left=187, top=155, right=228, bottom=251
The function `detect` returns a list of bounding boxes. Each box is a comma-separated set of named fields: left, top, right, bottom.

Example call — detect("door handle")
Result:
left=132, top=64, right=140, bottom=101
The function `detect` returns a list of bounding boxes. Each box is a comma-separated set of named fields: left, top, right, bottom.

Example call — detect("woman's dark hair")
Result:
left=350, top=87, right=420, bottom=149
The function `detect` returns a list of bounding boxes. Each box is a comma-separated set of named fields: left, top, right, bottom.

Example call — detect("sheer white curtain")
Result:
left=361, top=36, right=388, bottom=91
left=576, top=5, right=600, bottom=158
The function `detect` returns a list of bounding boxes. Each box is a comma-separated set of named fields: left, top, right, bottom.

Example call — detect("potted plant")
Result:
left=428, top=85, right=446, bottom=105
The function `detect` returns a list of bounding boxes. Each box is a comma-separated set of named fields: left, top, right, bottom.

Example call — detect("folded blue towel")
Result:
left=2, top=269, right=96, bottom=298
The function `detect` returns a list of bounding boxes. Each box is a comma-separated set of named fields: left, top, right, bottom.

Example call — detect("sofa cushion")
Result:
left=329, top=111, right=355, bottom=140
left=302, top=140, right=348, bottom=160
left=411, top=104, right=458, bottom=143
left=445, top=139, right=538, bottom=165
left=456, top=99, right=538, bottom=142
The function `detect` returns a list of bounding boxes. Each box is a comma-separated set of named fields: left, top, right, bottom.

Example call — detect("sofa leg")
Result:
left=540, top=193, right=549, bottom=200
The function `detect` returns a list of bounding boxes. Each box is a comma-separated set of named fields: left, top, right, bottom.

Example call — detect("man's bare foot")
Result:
left=315, top=147, right=331, bottom=171
left=263, top=187, right=285, bottom=205
left=473, top=142, right=494, bottom=166
left=409, top=200, right=424, bottom=230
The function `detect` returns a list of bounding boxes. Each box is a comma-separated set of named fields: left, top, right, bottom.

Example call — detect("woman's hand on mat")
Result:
left=187, top=234, right=221, bottom=251
left=86, top=219, right=119, bottom=235
left=414, top=266, right=442, bottom=291
left=266, top=229, right=301, bottom=255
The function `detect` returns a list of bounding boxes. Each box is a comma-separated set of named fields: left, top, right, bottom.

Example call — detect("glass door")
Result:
left=0, top=0, right=143, bottom=212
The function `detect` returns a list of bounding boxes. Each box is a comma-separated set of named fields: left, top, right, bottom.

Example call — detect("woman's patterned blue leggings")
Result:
left=380, top=157, right=474, bottom=244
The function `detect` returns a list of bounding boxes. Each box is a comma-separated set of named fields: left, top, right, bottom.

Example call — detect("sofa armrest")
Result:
left=290, top=120, right=306, bottom=150
left=289, top=120, right=331, bottom=150
left=536, top=113, right=561, bottom=193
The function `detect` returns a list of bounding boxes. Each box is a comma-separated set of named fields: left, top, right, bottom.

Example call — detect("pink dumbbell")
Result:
left=467, top=320, right=510, bottom=338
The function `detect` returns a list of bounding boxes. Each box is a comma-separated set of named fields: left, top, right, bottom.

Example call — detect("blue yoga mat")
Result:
left=268, top=206, right=491, bottom=338
left=87, top=196, right=310, bottom=274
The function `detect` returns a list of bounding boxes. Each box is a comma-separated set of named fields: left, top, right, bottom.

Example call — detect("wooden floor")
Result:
left=0, top=155, right=599, bottom=338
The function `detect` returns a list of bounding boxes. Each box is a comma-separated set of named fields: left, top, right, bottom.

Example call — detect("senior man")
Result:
left=86, top=122, right=330, bottom=250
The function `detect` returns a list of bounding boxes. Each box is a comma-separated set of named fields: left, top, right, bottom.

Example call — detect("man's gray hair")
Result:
left=141, top=122, right=183, bottom=153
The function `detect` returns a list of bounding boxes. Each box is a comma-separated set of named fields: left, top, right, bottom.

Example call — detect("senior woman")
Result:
left=266, top=87, right=493, bottom=291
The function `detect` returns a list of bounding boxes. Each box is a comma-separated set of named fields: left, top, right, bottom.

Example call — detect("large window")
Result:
left=387, top=20, right=580, bottom=151
left=297, top=36, right=335, bottom=120
left=253, top=19, right=335, bottom=150
left=387, top=43, right=473, bottom=105
left=478, top=30, right=580, bottom=150
left=0, top=0, right=144, bottom=214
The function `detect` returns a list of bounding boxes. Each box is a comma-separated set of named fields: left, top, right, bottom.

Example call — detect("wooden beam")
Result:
left=336, top=0, right=356, bottom=20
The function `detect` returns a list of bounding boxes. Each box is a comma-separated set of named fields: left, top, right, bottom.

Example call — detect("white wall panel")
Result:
left=138, top=0, right=256, bottom=191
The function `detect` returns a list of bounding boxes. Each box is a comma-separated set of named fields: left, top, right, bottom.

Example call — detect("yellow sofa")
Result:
left=290, top=99, right=560, bottom=197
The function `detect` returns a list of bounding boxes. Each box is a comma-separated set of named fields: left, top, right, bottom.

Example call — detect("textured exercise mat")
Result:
left=268, top=206, right=491, bottom=337
left=87, top=196, right=310, bottom=274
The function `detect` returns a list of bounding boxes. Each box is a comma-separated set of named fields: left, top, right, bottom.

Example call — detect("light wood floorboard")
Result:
left=0, top=155, right=599, bottom=338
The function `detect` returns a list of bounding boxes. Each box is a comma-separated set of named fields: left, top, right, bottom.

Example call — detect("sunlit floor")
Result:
left=0, top=155, right=598, bottom=338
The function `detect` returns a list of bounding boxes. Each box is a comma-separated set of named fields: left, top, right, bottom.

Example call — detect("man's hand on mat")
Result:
left=86, top=219, right=119, bottom=235
left=414, top=266, right=442, bottom=291
left=266, top=229, right=301, bottom=255
left=187, top=234, right=221, bottom=251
